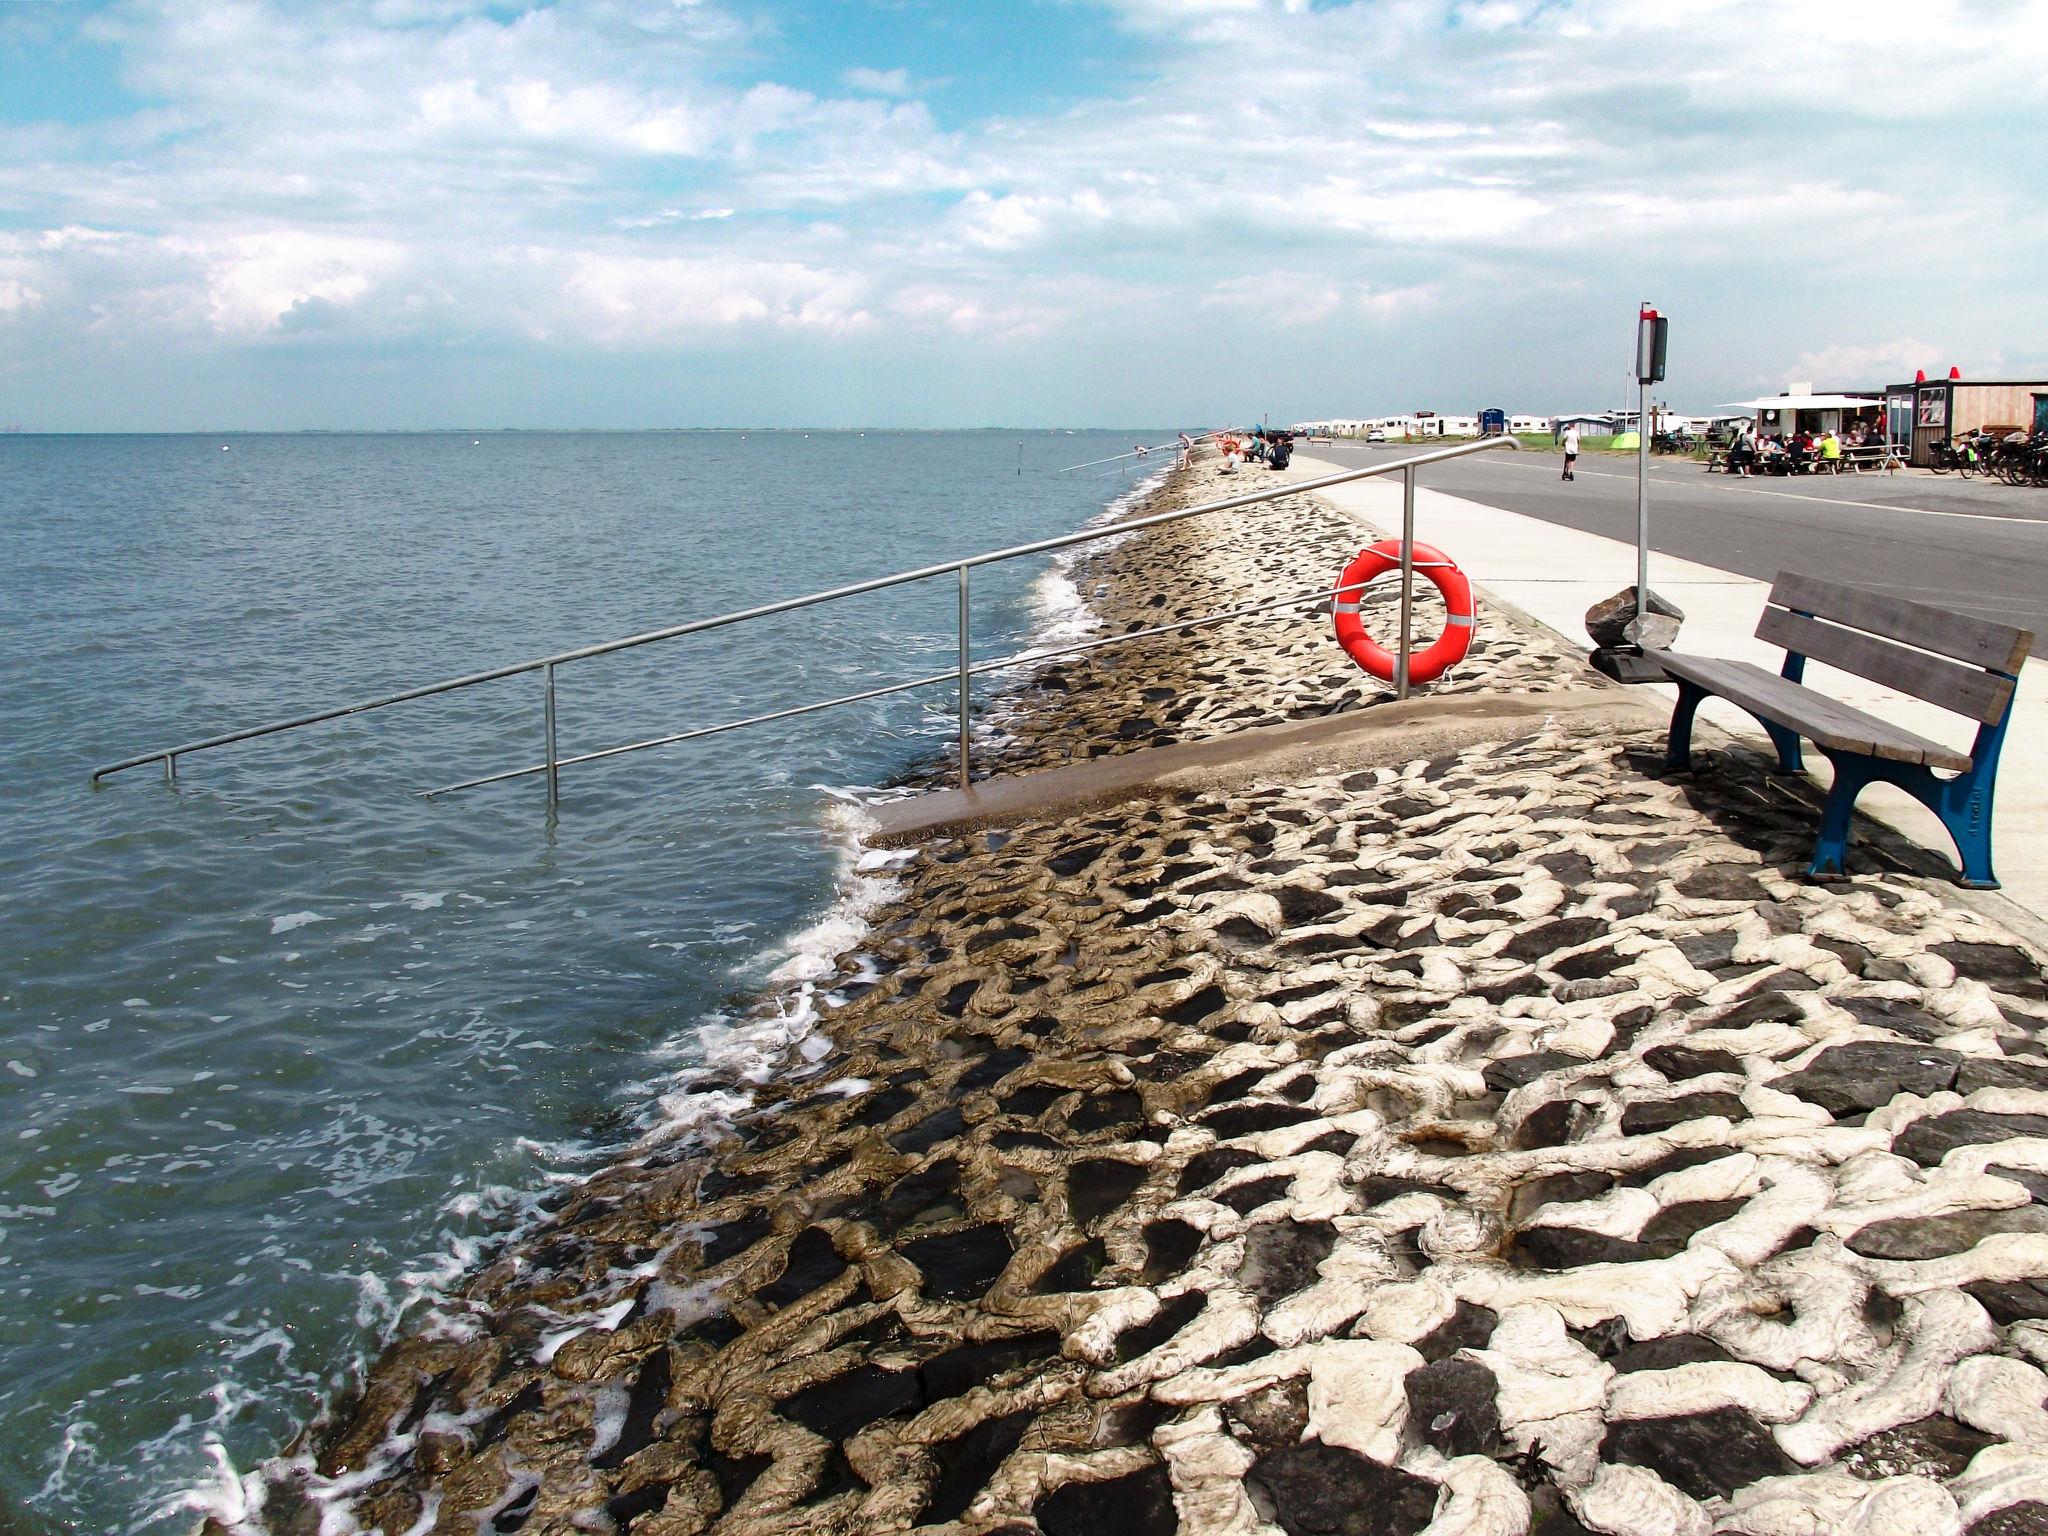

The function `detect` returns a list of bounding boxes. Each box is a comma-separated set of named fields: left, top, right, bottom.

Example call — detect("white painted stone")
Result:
left=1303, top=1339, right=1425, bottom=1463
left=1947, top=1354, right=2048, bottom=1447
left=1571, top=1463, right=1712, bottom=1536
left=1415, top=1454, right=1529, bottom=1536
left=1775, top=1290, right=1998, bottom=1464
left=1605, top=1361, right=1813, bottom=1425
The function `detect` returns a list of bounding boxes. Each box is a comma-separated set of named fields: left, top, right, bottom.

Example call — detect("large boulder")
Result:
left=1585, top=586, right=1685, bottom=650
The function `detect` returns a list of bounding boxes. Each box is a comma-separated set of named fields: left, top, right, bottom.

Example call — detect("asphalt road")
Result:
left=1305, top=442, right=2048, bottom=639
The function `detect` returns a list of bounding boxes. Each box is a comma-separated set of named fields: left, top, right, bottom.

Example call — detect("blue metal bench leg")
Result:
left=1666, top=682, right=1706, bottom=772
left=1809, top=755, right=1874, bottom=878
left=1948, top=781, right=1999, bottom=889
left=1762, top=721, right=1804, bottom=775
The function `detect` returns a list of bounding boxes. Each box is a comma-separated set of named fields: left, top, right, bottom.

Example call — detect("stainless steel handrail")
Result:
left=93, top=435, right=1519, bottom=800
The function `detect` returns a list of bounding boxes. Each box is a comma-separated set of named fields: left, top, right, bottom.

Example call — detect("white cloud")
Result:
left=843, top=66, right=914, bottom=97
left=183, top=231, right=408, bottom=335
left=7, top=0, right=2048, bottom=422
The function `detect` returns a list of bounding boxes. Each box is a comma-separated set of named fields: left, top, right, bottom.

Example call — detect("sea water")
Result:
left=0, top=429, right=1163, bottom=1534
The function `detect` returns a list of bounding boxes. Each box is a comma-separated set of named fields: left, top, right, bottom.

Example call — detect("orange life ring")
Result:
left=1331, top=540, right=1475, bottom=684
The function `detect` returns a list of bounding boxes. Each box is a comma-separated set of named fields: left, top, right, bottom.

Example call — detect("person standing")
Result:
left=1561, top=424, right=1580, bottom=481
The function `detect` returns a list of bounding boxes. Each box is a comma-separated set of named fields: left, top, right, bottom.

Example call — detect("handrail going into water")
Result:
left=92, top=435, right=1520, bottom=800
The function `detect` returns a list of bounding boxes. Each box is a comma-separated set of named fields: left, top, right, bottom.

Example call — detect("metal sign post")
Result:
left=1633, top=304, right=1669, bottom=632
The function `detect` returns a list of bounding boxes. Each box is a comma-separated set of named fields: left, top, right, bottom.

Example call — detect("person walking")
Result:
left=1561, top=424, right=1580, bottom=481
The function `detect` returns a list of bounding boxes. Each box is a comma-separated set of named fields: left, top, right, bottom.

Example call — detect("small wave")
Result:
left=268, top=912, right=327, bottom=935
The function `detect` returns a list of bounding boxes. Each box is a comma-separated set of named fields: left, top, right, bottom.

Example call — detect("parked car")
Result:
left=1365, top=427, right=1388, bottom=443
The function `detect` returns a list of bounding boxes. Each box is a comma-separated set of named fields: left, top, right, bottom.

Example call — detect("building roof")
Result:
left=1720, top=393, right=1880, bottom=410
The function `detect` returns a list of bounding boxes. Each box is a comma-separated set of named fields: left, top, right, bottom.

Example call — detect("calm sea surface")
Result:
left=0, top=429, right=1162, bottom=1533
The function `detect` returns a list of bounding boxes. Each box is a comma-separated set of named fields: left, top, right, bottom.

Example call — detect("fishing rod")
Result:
left=1056, top=431, right=1218, bottom=475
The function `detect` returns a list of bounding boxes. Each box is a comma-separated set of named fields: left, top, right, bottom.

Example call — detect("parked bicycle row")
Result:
left=1929, top=429, right=2048, bottom=485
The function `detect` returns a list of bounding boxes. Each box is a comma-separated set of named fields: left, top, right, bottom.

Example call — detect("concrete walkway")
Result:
left=1293, top=452, right=2048, bottom=925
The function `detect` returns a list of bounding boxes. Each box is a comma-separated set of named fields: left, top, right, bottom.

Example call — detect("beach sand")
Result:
left=246, top=454, right=2048, bottom=1536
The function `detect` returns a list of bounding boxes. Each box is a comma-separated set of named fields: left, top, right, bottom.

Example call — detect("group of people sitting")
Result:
left=1214, top=426, right=1294, bottom=473
left=1721, top=423, right=1889, bottom=477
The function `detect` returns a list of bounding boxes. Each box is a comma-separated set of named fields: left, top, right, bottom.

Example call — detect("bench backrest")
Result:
left=1758, top=572, right=2032, bottom=725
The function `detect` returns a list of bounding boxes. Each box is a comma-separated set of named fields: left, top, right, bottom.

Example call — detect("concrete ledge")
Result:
left=867, top=688, right=1663, bottom=844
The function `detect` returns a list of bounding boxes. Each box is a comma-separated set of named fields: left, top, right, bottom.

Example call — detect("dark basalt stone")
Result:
left=700, top=1210, right=775, bottom=1265
left=1608, top=1334, right=1735, bottom=1373
left=800, top=1442, right=863, bottom=1505
left=1141, top=1219, right=1203, bottom=1286
left=1988, top=1166, right=2048, bottom=1204
left=1935, top=942, right=2047, bottom=993
left=1897, top=1110, right=2048, bottom=1167
left=758, top=1227, right=848, bottom=1308
left=1550, top=946, right=1629, bottom=981
left=1179, top=1146, right=1266, bottom=1195
left=1837, top=994, right=1950, bottom=1043
left=1844, top=1414, right=1997, bottom=1482
left=1713, top=990, right=1810, bottom=1030
left=900, top=1223, right=1015, bottom=1301
left=1774, top=1041, right=1961, bottom=1117
left=1206, top=1068, right=1266, bottom=1106
left=1509, top=1170, right=1615, bottom=1224
left=1958, top=1057, right=2048, bottom=1095
left=1514, top=1098, right=1584, bottom=1150
left=1847, top=1204, right=2048, bottom=1260
left=1620, top=1144, right=1740, bottom=1187
left=1164, top=984, right=1230, bottom=1026
left=922, top=1409, right=1037, bottom=1525
left=778, top=1363, right=924, bottom=1440
left=1643, top=1044, right=1744, bottom=1081
left=1415, top=1301, right=1499, bottom=1361
left=1225, top=1377, right=1310, bottom=1449
left=1526, top=1484, right=1595, bottom=1534
left=1965, top=1501, right=2048, bottom=1535
left=919, top=1332, right=1062, bottom=1400
left=590, top=1348, right=670, bottom=1469
left=1238, top=1220, right=1336, bottom=1301
left=1202, top=1102, right=1318, bottom=1137
left=1619, top=1092, right=1748, bottom=1136
left=1510, top=1226, right=1652, bottom=1269
left=958, top=1047, right=1032, bottom=1093
left=1216, top=1175, right=1293, bottom=1214
left=1048, top=844, right=1106, bottom=877
left=895, top=1105, right=967, bottom=1155
left=1602, top=1407, right=1799, bottom=1499
left=1002, top=1083, right=1069, bottom=1118
left=1639, top=1198, right=1746, bottom=1253
left=1356, top=1174, right=1456, bottom=1207
left=1404, top=1356, right=1501, bottom=1457
left=1069, top=1159, right=1149, bottom=1225
left=1677, top=865, right=1773, bottom=903
left=1115, top=1291, right=1205, bottom=1363
left=1503, top=916, right=1607, bottom=964
left=1071, top=1090, right=1145, bottom=1134
left=1034, top=1462, right=1179, bottom=1536
left=847, top=1081, right=921, bottom=1130
left=1245, top=1439, right=1440, bottom=1536
left=606, top=1479, right=672, bottom=1532
left=1483, top=1051, right=1581, bottom=1093
left=1035, top=1238, right=1109, bottom=1293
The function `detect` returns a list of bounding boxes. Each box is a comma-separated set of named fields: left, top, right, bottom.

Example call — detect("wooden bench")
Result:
left=1645, top=573, right=2033, bottom=888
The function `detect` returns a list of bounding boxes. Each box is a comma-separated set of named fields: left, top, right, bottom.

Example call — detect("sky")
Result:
left=2, top=0, right=2045, bottom=431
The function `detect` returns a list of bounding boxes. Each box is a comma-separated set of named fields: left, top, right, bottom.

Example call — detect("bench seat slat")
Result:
left=1768, top=572, right=2032, bottom=674
left=1755, top=607, right=2016, bottom=724
left=1645, top=651, right=1973, bottom=772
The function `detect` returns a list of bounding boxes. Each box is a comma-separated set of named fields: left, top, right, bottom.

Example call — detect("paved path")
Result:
left=1304, top=441, right=2048, bottom=634
left=1290, top=448, right=2048, bottom=928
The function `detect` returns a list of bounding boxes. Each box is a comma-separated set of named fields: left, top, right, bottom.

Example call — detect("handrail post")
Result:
left=165, top=753, right=176, bottom=785
left=542, top=662, right=559, bottom=805
left=1397, top=466, right=1416, bottom=700
left=957, top=565, right=971, bottom=787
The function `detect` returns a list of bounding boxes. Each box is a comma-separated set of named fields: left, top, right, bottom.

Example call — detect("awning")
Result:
left=1720, top=394, right=1881, bottom=410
